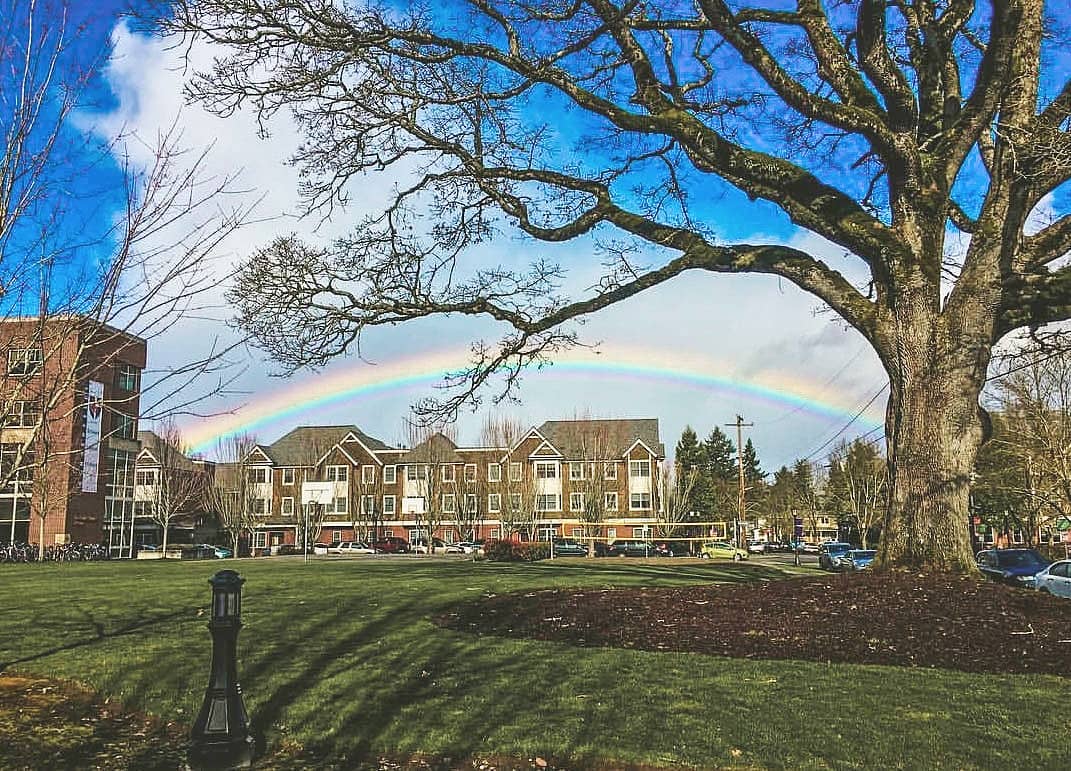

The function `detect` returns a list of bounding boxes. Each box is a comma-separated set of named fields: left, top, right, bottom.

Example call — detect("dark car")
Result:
left=593, top=541, right=613, bottom=557
left=372, top=536, right=410, bottom=554
left=976, top=549, right=1048, bottom=587
left=818, top=542, right=853, bottom=570
left=551, top=538, right=588, bottom=557
left=834, top=549, right=876, bottom=571
left=653, top=540, right=691, bottom=557
left=609, top=539, right=656, bottom=557
left=181, top=544, right=217, bottom=560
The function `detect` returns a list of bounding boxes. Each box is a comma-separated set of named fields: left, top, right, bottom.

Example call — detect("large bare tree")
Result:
left=481, top=414, right=536, bottom=540
left=204, top=433, right=257, bottom=557
left=165, top=0, right=1071, bottom=572
left=143, top=420, right=207, bottom=555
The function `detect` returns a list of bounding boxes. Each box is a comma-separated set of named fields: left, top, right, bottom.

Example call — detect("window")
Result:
left=248, top=467, right=268, bottom=484
left=487, top=463, right=501, bottom=482
left=465, top=493, right=477, bottom=512
left=509, top=493, right=522, bottom=511
left=328, top=496, right=348, bottom=514
left=442, top=493, right=456, bottom=513
left=251, top=498, right=268, bottom=515
left=107, top=449, right=135, bottom=498
left=488, top=493, right=501, bottom=512
left=441, top=465, right=456, bottom=482
left=135, top=470, right=155, bottom=487
left=113, top=412, right=137, bottom=440
left=630, top=492, right=651, bottom=510
left=571, top=527, right=584, bottom=538
left=281, top=497, right=294, bottom=515
left=536, top=494, right=560, bottom=512
left=569, top=462, right=584, bottom=480
left=7, top=348, right=42, bottom=376
left=605, top=492, right=618, bottom=511
left=115, top=363, right=139, bottom=392
left=607, top=527, right=617, bottom=540
left=489, top=528, right=501, bottom=539
left=535, top=461, right=557, bottom=479
left=629, top=460, right=651, bottom=478
left=5, top=400, right=40, bottom=428
left=570, top=492, right=584, bottom=512
left=509, top=462, right=522, bottom=481
left=362, top=465, right=376, bottom=484
left=406, top=464, right=427, bottom=481
left=282, top=468, right=295, bottom=485
left=361, top=495, right=375, bottom=514
left=382, top=495, right=396, bottom=515
left=254, top=532, right=267, bottom=549
left=632, top=526, right=651, bottom=539
left=383, top=465, right=397, bottom=484
left=604, top=462, right=617, bottom=480
left=326, top=465, right=348, bottom=482
left=464, top=463, right=477, bottom=482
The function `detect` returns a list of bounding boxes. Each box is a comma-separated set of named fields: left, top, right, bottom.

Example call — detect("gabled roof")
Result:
left=136, top=430, right=200, bottom=471
left=399, top=432, right=462, bottom=464
left=259, top=425, right=389, bottom=466
left=535, top=419, right=665, bottom=459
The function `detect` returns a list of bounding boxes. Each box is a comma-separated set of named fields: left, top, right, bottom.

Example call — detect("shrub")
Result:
left=482, top=539, right=550, bottom=562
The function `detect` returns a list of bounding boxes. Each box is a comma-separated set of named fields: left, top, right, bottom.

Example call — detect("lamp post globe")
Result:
left=188, top=570, right=254, bottom=769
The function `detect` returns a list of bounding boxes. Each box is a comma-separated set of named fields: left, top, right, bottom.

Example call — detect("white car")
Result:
left=312, top=543, right=331, bottom=555
left=1034, top=560, right=1071, bottom=598
left=747, top=541, right=766, bottom=554
left=339, top=541, right=376, bottom=555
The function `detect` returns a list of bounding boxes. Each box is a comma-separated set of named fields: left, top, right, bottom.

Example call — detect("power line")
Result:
left=799, top=383, right=889, bottom=463
left=763, top=343, right=870, bottom=426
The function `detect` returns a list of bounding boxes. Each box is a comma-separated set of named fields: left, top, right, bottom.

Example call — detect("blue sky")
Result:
left=29, top=0, right=1070, bottom=469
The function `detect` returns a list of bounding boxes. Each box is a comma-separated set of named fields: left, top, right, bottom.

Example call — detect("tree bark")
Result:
left=877, top=312, right=989, bottom=573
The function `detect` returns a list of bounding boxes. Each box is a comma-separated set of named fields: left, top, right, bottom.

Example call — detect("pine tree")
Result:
left=702, top=428, right=736, bottom=482
left=675, top=426, right=712, bottom=520
left=675, top=426, right=704, bottom=469
left=741, top=438, right=766, bottom=484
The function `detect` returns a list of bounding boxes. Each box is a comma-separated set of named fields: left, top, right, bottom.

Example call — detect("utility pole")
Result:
left=726, top=415, right=753, bottom=549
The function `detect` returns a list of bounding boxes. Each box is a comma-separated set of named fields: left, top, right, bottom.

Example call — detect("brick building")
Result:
left=132, top=430, right=217, bottom=548
left=242, top=418, right=665, bottom=550
left=0, top=317, right=146, bottom=552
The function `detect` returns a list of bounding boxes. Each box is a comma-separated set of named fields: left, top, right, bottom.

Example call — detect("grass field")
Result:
left=0, top=557, right=1068, bottom=769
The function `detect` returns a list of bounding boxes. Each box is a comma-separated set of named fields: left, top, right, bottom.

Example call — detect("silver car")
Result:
left=1034, top=560, right=1071, bottom=598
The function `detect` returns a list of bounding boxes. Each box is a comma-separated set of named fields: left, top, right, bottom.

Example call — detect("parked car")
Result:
left=802, top=542, right=821, bottom=554
left=653, top=540, right=691, bottom=557
left=411, top=537, right=448, bottom=554
left=312, top=543, right=331, bottom=555
left=747, top=541, right=766, bottom=554
left=443, top=542, right=467, bottom=554
left=1034, top=560, right=1071, bottom=598
left=976, top=548, right=1048, bottom=587
left=608, top=539, right=657, bottom=557
left=818, top=542, right=853, bottom=570
left=182, top=544, right=218, bottom=560
left=372, top=536, right=410, bottom=554
left=593, top=541, right=614, bottom=557
left=551, top=538, right=588, bottom=557
left=453, top=541, right=482, bottom=554
left=325, top=541, right=346, bottom=555
left=277, top=544, right=301, bottom=556
left=339, top=541, right=376, bottom=555
left=698, top=541, right=748, bottom=561
left=763, top=541, right=787, bottom=553
left=212, top=545, right=233, bottom=559
left=834, top=549, right=876, bottom=571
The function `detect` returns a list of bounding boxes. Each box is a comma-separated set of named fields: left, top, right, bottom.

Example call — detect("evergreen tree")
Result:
left=675, top=426, right=712, bottom=520
left=741, top=438, right=766, bottom=484
left=702, top=428, right=736, bottom=482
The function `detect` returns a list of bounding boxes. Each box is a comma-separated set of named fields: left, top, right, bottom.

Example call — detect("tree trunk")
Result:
left=162, top=517, right=170, bottom=558
left=878, top=348, right=985, bottom=573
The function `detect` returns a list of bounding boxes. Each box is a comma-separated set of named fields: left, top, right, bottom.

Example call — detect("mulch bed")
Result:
left=439, top=570, right=1071, bottom=676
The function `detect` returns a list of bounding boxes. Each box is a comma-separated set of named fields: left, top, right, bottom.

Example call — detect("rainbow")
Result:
left=182, top=344, right=886, bottom=455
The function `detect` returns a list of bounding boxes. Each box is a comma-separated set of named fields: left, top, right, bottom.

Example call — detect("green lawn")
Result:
left=0, top=558, right=1067, bottom=770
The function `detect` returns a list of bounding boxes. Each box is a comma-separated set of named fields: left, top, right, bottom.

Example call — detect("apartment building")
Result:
left=243, top=418, right=665, bottom=549
left=0, top=317, right=146, bottom=550
left=132, top=430, right=217, bottom=548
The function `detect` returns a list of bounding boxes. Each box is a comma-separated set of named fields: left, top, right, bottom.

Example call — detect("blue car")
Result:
left=835, top=549, right=876, bottom=571
left=976, top=549, right=1048, bottom=587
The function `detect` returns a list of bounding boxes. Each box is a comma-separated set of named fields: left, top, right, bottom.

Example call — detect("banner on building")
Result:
left=81, top=380, right=104, bottom=492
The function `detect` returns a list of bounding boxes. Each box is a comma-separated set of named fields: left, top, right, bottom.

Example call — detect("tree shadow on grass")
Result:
left=0, top=606, right=200, bottom=673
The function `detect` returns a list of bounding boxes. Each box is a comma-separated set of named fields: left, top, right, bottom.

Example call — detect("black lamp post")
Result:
left=188, top=570, right=255, bottom=770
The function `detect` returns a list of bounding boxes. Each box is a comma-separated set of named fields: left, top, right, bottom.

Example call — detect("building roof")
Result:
left=534, top=419, right=665, bottom=459
left=258, top=425, right=389, bottom=466
left=137, top=430, right=201, bottom=471
left=399, top=432, right=462, bottom=464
